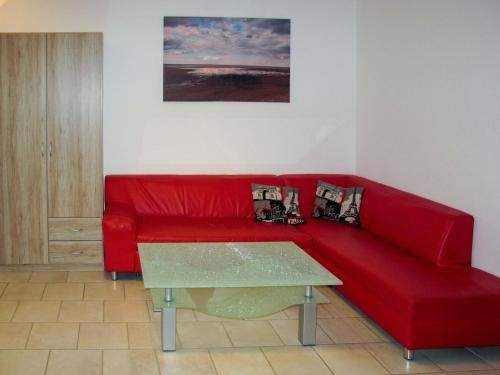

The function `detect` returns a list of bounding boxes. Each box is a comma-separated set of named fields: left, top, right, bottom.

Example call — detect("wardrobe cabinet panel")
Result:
left=0, top=34, right=48, bottom=264
left=49, top=218, right=102, bottom=241
left=47, top=33, right=103, bottom=218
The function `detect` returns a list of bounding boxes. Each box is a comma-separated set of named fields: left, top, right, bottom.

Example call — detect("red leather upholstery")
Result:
left=346, top=175, right=474, bottom=266
left=137, top=217, right=313, bottom=252
left=102, top=174, right=500, bottom=350
left=102, top=203, right=138, bottom=272
left=105, top=175, right=282, bottom=218
left=302, top=220, right=500, bottom=318
left=308, top=249, right=500, bottom=348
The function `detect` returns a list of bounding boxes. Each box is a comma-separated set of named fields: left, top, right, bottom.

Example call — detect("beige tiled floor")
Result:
left=0, top=270, right=499, bottom=375
left=12, top=301, right=61, bottom=322
left=43, top=282, right=84, bottom=300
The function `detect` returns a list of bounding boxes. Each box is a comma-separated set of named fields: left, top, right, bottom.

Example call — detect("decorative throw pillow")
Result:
left=282, top=187, right=306, bottom=225
left=252, top=184, right=305, bottom=224
left=312, top=180, right=364, bottom=226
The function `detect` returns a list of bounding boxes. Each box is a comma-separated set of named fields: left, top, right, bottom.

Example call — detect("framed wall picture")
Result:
left=163, top=17, right=290, bottom=102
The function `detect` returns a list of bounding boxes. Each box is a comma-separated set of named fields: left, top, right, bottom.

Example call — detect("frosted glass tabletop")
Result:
left=139, top=242, right=342, bottom=289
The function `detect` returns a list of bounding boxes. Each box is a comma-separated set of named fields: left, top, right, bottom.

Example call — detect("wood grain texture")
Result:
left=49, top=241, right=103, bottom=264
left=49, top=218, right=102, bottom=240
left=0, top=33, right=48, bottom=265
left=47, top=33, right=103, bottom=218
left=0, top=263, right=103, bottom=271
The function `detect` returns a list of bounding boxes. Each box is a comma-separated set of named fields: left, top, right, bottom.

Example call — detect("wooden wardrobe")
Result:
left=0, top=33, right=103, bottom=267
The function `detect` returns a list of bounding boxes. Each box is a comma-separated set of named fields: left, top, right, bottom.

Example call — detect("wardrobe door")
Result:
left=47, top=33, right=103, bottom=218
left=0, top=34, right=48, bottom=264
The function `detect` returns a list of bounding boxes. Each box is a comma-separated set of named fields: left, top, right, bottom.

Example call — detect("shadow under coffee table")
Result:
left=139, top=241, right=342, bottom=351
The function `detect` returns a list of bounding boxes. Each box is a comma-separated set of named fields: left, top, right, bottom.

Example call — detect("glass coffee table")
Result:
left=139, top=241, right=342, bottom=351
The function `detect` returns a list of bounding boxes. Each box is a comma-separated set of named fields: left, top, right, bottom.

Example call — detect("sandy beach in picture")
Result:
left=163, top=17, right=290, bottom=102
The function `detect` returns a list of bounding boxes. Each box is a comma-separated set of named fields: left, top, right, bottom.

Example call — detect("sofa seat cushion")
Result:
left=137, top=217, right=313, bottom=251
left=300, top=220, right=500, bottom=321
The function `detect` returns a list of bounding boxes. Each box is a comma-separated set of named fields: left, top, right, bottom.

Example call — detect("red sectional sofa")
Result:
left=103, top=174, right=500, bottom=356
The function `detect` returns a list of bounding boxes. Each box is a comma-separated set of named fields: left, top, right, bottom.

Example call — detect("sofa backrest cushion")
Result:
left=105, top=175, right=283, bottom=218
left=345, top=175, right=474, bottom=266
left=281, top=175, right=347, bottom=218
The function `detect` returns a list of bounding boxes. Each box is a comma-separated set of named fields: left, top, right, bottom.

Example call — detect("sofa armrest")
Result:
left=102, top=203, right=138, bottom=272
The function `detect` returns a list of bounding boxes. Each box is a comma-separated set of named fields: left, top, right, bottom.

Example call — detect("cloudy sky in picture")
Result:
left=164, top=17, right=291, bottom=67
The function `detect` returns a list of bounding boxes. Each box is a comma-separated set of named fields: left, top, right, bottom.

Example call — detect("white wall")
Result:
left=356, top=0, right=500, bottom=276
left=0, top=0, right=357, bottom=175
left=3, top=0, right=499, bottom=276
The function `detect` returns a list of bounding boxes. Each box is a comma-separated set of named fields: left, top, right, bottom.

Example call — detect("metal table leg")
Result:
left=162, top=307, right=176, bottom=351
left=298, top=285, right=317, bottom=345
left=162, top=288, right=176, bottom=351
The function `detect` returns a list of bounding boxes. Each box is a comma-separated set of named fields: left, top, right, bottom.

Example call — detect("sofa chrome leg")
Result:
left=404, top=348, right=414, bottom=360
left=110, top=272, right=118, bottom=281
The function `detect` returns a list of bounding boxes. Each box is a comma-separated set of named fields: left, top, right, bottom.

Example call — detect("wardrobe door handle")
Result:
left=49, top=142, right=52, bottom=157
left=71, top=228, right=83, bottom=232
left=41, top=143, right=45, bottom=158
left=71, top=251, right=83, bottom=255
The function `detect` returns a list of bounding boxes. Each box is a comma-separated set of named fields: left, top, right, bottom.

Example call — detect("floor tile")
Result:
left=29, top=271, right=68, bottom=283
left=364, top=342, right=441, bottom=374
left=317, top=286, right=341, bottom=301
left=0, top=350, right=49, bottom=375
left=43, top=283, right=84, bottom=300
left=59, top=301, right=103, bottom=322
left=194, top=311, right=233, bottom=321
left=322, top=296, right=363, bottom=317
left=269, top=319, right=333, bottom=345
left=0, top=301, right=17, bottom=321
left=84, top=282, right=125, bottom=300
left=176, top=308, right=197, bottom=322
left=318, top=318, right=381, bottom=344
left=27, top=323, right=79, bottom=349
left=284, top=304, right=331, bottom=319
left=250, top=310, right=289, bottom=320
left=12, top=301, right=60, bottom=322
left=128, top=321, right=197, bottom=350
left=210, top=348, right=275, bottom=375
left=1, top=283, right=45, bottom=300
left=0, top=272, right=32, bottom=283
left=177, top=321, right=232, bottom=349
left=360, top=317, right=395, bottom=342
left=46, top=350, right=102, bottom=375
left=423, top=348, right=493, bottom=372
left=128, top=322, right=161, bottom=349
left=263, top=346, right=332, bottom=375
left=223, top=320, right=283, bottom=347
left=124, top=282, right=151, bottom=300
left=146, top=301, right=161, bottom=322
left=68, top=271, right=109, bottom=283
left=156, top=349, right=217, bottom=375
left=0, top=323, right=32, bottom=348
left=103, top=349, right=159, bottom=375
left=474, top=370, right=500, bottom=375
left=469, top=347, right=500, bottom=369
left=315, top=344, right=388, bottom=374
left=78, top=323, right=128, bottom=349
left=104, top=301, right=150, bottom=322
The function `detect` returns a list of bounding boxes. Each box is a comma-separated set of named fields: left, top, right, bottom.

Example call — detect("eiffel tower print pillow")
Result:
left=312, top=180, right=364, bottom=226
left=252, top=184, right=305, bottom=224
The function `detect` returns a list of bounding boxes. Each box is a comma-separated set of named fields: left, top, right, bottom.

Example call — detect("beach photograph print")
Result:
left=163, top=17, right=291, bottom=102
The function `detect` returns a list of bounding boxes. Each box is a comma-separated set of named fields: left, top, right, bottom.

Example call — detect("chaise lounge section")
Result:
left=103, top=174, right=500, bottom=358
